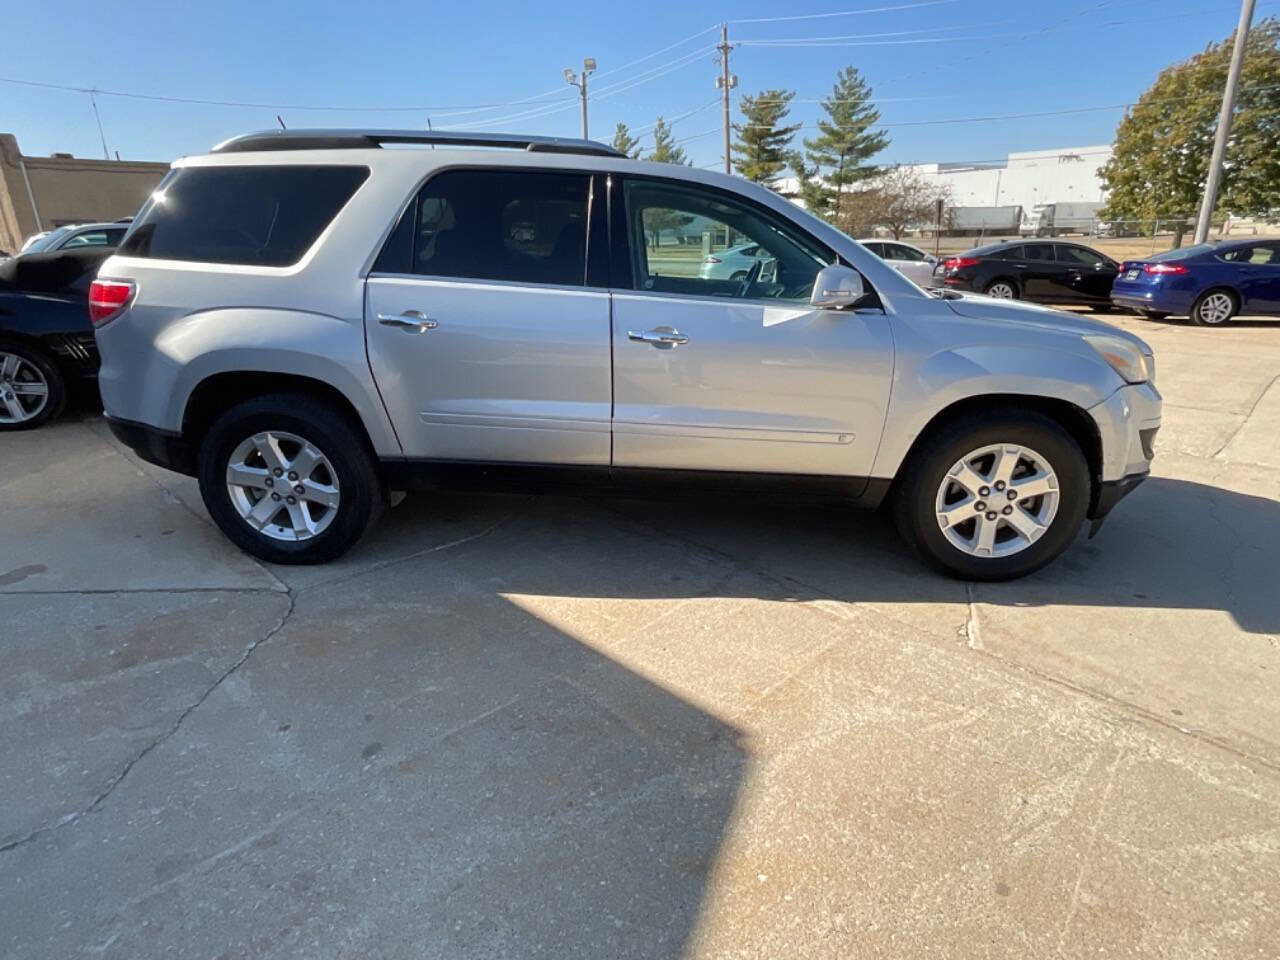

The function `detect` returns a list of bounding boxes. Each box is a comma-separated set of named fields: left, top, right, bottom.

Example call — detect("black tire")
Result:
left=1088, top=304, right=1114, bottom=313
left=1138, top=309, right=1169, bottom=321
left=196, top=393, right=383, bottom=564
left=0, top=340, right=66, bottom=431
left=1189, top=288, right=1238, bottom=327
left=983, top=278, right=1020, bottom=300
left=892, top=410, right=1090, bottom=581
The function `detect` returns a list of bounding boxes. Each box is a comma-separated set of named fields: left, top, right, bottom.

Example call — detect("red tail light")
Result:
left=1144, top=263, right=1188, bottom=275
left=943, top=256, right=980, bottom=271
left=88, top=280, right=135, bottom=326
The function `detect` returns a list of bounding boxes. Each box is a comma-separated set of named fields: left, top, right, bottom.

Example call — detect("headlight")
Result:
left=1084, top=334, right=1151, bottom=384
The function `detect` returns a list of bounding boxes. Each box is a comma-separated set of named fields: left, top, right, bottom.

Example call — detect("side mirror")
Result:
left=810, top=264, right=865, bottom=309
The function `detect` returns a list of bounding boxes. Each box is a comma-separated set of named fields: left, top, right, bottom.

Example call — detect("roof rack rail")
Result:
left=211, top=129, right=625, bottom=158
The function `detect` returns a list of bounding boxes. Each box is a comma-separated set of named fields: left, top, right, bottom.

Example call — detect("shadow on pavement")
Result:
left=365, top=473, right=1280, bottom=636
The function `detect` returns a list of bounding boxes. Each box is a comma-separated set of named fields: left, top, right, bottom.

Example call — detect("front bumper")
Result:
left=1086, top=380, right=1161, bottom=533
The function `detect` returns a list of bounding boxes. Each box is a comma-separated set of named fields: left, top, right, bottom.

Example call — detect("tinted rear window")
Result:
left=1151, top=243, right=1214, bottom=262
left=119, top=165, right=369, bottom=266
left=968, top=243, right=1014, bottom=259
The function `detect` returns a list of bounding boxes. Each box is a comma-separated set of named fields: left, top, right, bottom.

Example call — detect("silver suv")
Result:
left=92, top=129, right=1160, bottom=580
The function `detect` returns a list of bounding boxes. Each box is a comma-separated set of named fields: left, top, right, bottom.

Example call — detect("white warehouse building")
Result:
left=906, top=144, right=1112, bottom=213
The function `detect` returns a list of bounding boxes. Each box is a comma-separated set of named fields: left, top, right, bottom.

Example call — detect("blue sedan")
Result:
left=1111, top=238, right=1280, bottom=326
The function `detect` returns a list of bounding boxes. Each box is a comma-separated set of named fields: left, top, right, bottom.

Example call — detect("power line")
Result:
left=591, top=24, right=720, bottom=80
left=0, top=75, right=576, bottom=113
left=729, top=0, right=961, bottom=25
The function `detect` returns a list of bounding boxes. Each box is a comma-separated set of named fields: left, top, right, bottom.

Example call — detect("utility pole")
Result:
left=564, top=58, right=597, bottom=139
left=716, top=24, right=736, bottom=175
left=1195, top=0, right=1256, bottom=244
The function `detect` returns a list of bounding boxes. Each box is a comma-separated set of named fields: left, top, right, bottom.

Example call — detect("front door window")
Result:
left=623, top=180, right=830, bottom=302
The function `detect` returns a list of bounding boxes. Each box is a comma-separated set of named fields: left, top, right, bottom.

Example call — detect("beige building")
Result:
left=0, top=133, right=169, bottom=255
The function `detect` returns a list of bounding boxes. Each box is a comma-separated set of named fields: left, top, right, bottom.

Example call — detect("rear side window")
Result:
left=375, top=169, right=592, bottom=287
left=119, top=165, right=369, bottom=267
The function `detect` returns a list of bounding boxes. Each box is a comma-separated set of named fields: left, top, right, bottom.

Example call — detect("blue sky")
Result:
left=2, top=0, right=1273, bottom=168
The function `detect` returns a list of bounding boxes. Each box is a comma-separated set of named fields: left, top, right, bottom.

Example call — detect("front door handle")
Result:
left=628, top=328, right=689, bottom=348
left=377, top=310, right=438, bottom=333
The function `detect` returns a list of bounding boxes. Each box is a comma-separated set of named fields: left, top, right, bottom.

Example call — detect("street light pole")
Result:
left=564, top=58, right=597, bottom=140
left=1194, top=0, right=1256, bottom=245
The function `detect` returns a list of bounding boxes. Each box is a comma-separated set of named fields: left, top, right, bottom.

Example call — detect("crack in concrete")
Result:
left=1212, top=372, right=1280, bottom=459
left=0, top=591, right=297, bottom=855
left=0, top=586, right=286, bottom=597
left=963, top=582, right=983, bottom=650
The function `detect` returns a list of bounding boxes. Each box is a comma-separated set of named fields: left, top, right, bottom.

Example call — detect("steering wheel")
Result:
left=737, top=258, right=764, bottom=298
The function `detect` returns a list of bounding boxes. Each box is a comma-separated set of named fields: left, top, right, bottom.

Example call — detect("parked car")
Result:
left=0, top=248, right=111, bottom=429
left=931, top=240, right=1120, bottom=310
left=93, top=129, right=1160, bottom=581
left=859, top=238, right=938, bottom=286
left=1111, top=239, right=1280, bottom=326
left=20, top=222, right=128, bottom=256
left=699, top=241, right=775, bottom=281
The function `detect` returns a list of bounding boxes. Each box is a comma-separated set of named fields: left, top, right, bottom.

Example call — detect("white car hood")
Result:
left=942, top=293, right=1152, bottom=353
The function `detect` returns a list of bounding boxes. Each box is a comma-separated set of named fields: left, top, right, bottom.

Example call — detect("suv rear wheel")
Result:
left=893, top=411, right=1090, bottom=580
left=196, top=394, right=383, bottom=564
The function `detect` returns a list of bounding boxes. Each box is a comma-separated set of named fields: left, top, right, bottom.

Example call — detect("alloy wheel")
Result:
left=934, top=443, right=1060, bottom=559
left=1197, top=292, right=1234, bottom=325
left=986, top=282, right=1016, bottom=299
left=225, top=430, right=341, bottom=542
left=0, top=352, right=51, bottom=424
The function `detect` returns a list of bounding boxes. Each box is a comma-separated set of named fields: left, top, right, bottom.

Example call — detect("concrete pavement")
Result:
left=1, top=315, right=1278, bottom=958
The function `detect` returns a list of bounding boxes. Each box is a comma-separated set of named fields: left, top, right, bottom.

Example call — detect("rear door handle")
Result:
left=628, top=328, right=690, bottom=348
left=377, top=310, right=438, bottom=333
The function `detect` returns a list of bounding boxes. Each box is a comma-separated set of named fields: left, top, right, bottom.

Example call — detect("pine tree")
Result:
left=611, top=122, right=642, bottom=159
left=803, top=66, right=889, bottom=220
left=787, top=152, right=832, bottom=213
left=647, top=116, right=690, bottom=165
left=732, top=89, right=801, bottom=187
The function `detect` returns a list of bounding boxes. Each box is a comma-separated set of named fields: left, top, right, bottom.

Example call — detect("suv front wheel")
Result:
left=893, top=411, right=1090, bottom=580
left=197, top=394, right=383, bottom=564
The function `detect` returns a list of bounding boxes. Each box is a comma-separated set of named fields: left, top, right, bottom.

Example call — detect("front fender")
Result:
left=148, top=308, right=400, bottom=455
left=870, top=342, right=1123, bottom=478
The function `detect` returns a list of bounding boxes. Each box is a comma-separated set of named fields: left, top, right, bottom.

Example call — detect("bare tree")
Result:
left=876, top=165, right=950, bottom=240
left=830, top=165, right=949, bottom=239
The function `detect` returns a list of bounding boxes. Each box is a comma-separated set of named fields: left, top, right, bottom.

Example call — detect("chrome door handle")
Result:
left=628, top=328, right=689, bottom=348
left=377, top=310, right=438, bottom=333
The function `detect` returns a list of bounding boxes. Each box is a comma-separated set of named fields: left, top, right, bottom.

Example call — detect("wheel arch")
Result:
left=182, top=371, right=380, bottom=457
left=983, top=276, right=1020, bottom=297
left=1195, top=284, right=1241, bottom=311
left=874, top=393, right=1103, bottom=512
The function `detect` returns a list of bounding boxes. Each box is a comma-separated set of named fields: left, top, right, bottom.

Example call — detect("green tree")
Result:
left=1100, top=17, right=1280, bottom=247
left=732, top=88, right=801, bottom=186
left=647, top=116, right=690, bottom=166
left=786, top=151, right=832, bottom=213
left=802, top=66, right=890, bottom=221
left=611, top=122, right=642, bottom=159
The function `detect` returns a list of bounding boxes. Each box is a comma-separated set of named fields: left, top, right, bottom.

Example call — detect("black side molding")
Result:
left=380, top=458, right=885, bottom=507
